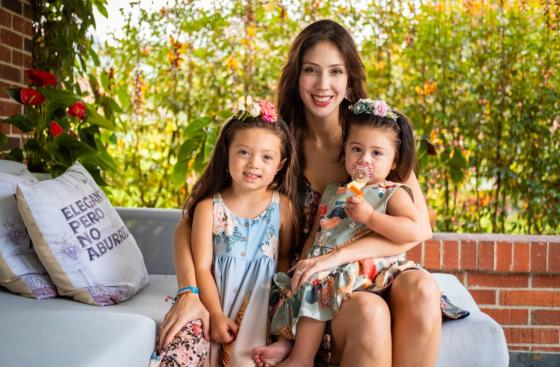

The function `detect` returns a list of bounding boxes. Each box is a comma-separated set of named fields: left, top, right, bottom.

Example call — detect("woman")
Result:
left=159, top=20, right=442, bottom=367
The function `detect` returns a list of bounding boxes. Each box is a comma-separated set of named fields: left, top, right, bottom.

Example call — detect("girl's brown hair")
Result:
left=340, top=109, right=418, bottom=182
left=182, top=116, right=300, bottom=239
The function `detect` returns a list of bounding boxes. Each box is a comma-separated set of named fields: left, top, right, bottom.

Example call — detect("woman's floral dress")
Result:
left=160, top=191, right=281, bottom=367
left=271, top=182, right=423, bottom=338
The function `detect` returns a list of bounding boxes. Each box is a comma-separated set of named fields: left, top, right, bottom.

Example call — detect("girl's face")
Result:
left=298, top=41, right=348, bottom=122
left=344, top=125, right=397, bottom=185
left=228, top=127, right=285, bottom=192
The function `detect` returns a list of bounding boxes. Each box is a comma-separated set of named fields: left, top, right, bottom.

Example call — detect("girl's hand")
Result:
left=210, top=312, right=238, bottom=344
left=157, top=293, right=210, bottom=353
left=344, top=195, right=374, bottom=224
left=290, top=252, right=338, bottom=291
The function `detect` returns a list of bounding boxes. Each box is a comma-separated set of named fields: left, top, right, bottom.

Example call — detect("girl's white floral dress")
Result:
left=209, top=191, right=280, bottom=366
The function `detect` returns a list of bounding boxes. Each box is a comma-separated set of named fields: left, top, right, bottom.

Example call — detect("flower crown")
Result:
left=349, top=99, right=398, bottom=122
left=236, top=96, right=278, bottom=123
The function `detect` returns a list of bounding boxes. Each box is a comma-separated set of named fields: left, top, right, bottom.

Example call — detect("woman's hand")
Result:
left=290, top=252, right=338, bottom=291
left=157, top=293, right=210, bottom=353
left=210, top=312, right=238, bottom=344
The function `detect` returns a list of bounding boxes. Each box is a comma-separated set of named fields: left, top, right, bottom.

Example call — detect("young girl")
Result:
left=257, top=99, right=433, bottom=367
left=160, top=99, right=299, bottom=367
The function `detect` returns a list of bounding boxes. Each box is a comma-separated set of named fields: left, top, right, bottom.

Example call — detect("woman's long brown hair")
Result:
left=276, top=19, right=368, bottom=250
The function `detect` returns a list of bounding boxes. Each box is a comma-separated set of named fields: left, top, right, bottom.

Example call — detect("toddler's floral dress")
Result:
left=271, top=182, right=443, bottom=339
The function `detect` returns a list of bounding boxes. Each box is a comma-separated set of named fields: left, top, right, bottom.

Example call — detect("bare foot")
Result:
left=252, top=339, right=292, bottom=367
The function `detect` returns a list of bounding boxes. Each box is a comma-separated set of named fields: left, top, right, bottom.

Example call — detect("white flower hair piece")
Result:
left=236, top=96, right=278, bottom=123
left=349, top=98, right=398, bottom=122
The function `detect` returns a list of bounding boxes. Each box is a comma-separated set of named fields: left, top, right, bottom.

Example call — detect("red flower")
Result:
left=49, top=121, right=64, bottom=137
left=26, top=69, right=57, bottom=87
left=19, top=88, right=45, bottom=105
left=68, top=101, right=87, bottom=120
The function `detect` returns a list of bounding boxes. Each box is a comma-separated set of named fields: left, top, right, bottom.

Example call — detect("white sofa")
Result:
left=0, top=207, right=509, bottom=366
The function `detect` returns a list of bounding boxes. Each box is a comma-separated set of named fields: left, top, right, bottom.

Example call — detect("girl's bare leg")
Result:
left=389, top=270, right=442, bottom=367
left=330, top=292, right=391, bottom=367
left=277, top=317, right=325, bottom=367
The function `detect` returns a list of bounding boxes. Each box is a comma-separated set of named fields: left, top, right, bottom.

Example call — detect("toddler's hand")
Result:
left=210, top=312, right=238, bottom=344
left=345, top=195, right=374, bottom=224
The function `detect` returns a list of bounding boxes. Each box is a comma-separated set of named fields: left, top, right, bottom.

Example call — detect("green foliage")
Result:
left=32, top=0, right=108, bottom=89
left=95, top=0, right=559, bottom=234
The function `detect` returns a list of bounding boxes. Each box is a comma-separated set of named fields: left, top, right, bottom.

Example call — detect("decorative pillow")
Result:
left=0, top=162, right=57, bottom=299
left=15, top=162, right=150, bottom=306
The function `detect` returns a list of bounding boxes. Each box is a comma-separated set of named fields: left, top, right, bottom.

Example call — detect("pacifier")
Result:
left=347, top=163, right=373, bottom=198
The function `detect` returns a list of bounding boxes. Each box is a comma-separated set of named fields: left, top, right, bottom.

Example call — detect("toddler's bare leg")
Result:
left=277, top=317, right=325, bottom=367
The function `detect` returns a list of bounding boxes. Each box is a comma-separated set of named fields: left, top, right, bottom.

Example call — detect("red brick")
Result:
left=424, top=239, right=441, bottom=270
left=406, top=243, right=422, bottom=263
left=12, top=16, right=33, bottom=36
left=442, top=240, right=458, bottom=271
left=0, top=44, right=11, bottom=63
left=470, top=289, right=496, bottom=305
left=0, top=63, right=21, bottom=83
left=0, top=9, right=11, bottom=28
left=0, top=100, right=22, bottom=116
left=496, top=241, right=513, bottom=272
left=550, top=243, right=560, bottom=272
left=530, top=242, right=548, bottom=272
left=460, top=240, right=477, bottom=270
left=23, top=4, right=32, bottom=19
left=533, top=274, right=560, bottom=288
left=468, top=273, right=528, bottom=288
left=481, top=307, right=528, bottom=325
left=11, top=49, right=23, bottom=66
left=504, top=327, right=559, bottom=344
left=1, top=28, right=22, bottom=48
left=478, top=240, right=495, bottom=271
left=532, top=310, right=560, bottom=325
left=500, top=290, right=560, bottom=307
left=513, top=242, right=530, bottom=272
left=22, top=53, right=31, bottom=68
left=0, top=81, right=10, bottom=98
left=0, top=122, right=11, bottom=133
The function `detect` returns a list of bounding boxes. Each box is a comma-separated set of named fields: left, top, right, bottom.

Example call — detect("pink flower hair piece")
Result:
left=259, top=99, right=277, bottom=123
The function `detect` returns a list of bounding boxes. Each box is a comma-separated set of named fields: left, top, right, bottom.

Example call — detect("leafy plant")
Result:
left=1, top=69, right=116, bottom=182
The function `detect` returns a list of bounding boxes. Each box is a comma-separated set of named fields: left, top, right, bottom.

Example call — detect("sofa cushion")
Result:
left=0, top=310, right=155, bottom=367
left=15, top=162, right=149, bottom=305
left=434, top=273, right=509, bottom=367
left=0, top=274, right=175, bottom=324
left=0, top=163, right=57, bottom=299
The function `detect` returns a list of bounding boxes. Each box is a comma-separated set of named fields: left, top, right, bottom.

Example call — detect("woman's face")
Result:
left=298, top=41, right=349, bottom=122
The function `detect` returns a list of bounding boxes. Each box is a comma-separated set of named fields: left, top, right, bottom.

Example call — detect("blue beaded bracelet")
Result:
left=176, top=286, right=199, bottom=296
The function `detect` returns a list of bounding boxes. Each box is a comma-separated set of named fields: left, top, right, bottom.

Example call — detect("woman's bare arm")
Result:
left=291, top=173, right=432, bottom=288
left=406, top=171, right=433, bottom=240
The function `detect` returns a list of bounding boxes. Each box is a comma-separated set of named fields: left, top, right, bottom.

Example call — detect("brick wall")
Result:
left=0, top=0, right=32, bottom=150
left=407, top=233, right=560, bottom=354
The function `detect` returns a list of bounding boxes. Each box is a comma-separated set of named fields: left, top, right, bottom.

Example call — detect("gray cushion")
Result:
left=0, top=275, right=175, bottom=325
left=0, top=310, right=154, bottom=367
left=435, top=273, right=509, bottom=367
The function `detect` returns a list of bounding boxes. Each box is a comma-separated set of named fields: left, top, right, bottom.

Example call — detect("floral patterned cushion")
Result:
left=15, top=162, right=149, bottom=306
left=0, top=161, right=57, bottom=298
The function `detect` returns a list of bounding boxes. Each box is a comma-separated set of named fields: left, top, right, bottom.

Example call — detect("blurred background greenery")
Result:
left=21, top=0, right=560, bottom=234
